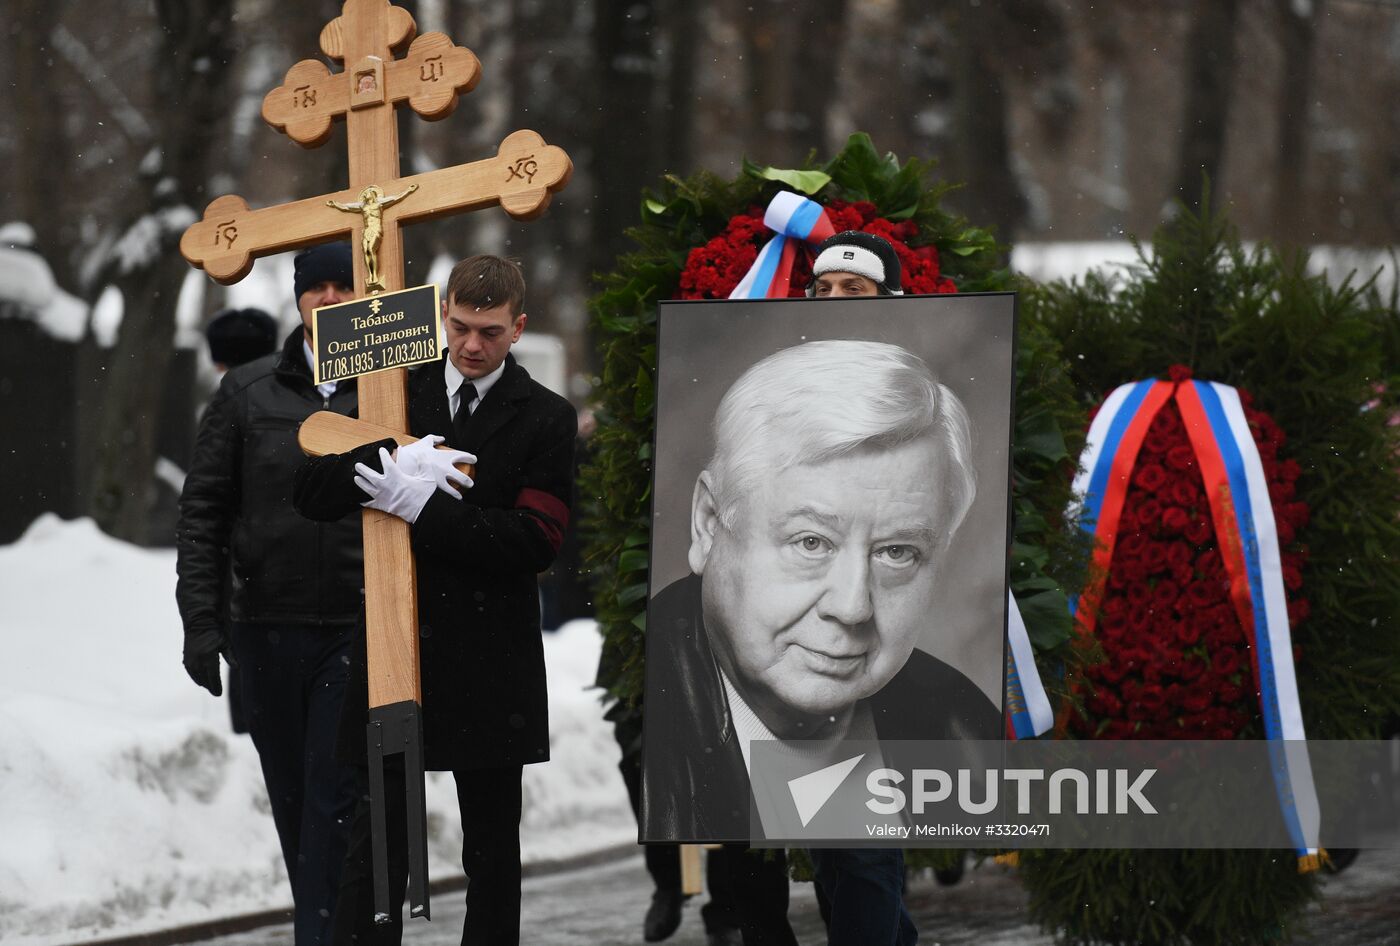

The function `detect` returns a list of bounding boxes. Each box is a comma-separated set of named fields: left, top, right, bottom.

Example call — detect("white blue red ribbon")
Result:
left=1174, top=380, right=1320, bottom=867
left=1070, top=377, right=1320, bottom=867
left=1005, top=592, right=1054, bottom=739
left=728, top=191, right=837, bottom=300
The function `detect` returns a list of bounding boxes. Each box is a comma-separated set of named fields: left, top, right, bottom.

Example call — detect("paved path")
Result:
left=201, top=844, right=1400, bottom=946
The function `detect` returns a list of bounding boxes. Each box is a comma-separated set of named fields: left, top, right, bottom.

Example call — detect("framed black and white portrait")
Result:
left=641, top=293, right=1016, bottom=842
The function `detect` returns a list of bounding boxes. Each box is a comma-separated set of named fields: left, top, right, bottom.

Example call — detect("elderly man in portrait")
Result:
left=642, top=334, right=1000, bottom=836
left=642, top=321, right=1003, bottom=945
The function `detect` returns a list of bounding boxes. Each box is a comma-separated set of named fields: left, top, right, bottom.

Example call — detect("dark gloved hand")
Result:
left=183, top=628, right=234, bottom=696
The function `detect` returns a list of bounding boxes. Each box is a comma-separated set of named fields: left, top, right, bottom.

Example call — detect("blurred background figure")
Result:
left=206, top=307, right=279, bottom=374
left=202, top=306, right=281, bottom=736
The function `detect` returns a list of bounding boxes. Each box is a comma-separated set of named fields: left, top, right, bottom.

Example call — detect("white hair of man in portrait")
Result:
left=695, top=338, right=976, bottom=538
left=685, top=338, right=980, bottom=751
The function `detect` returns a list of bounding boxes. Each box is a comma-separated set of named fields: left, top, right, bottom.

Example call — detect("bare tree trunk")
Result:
left=1172, top=0, right=1242, bottom=214
left=1271, top=0, right=1320, bottom=242
left=949, top=0, right=1027, bottom=244
left=88, top=0, right=235, bottom=543
left=791, top=0, right=847, bottom=159
left=662, top=0, right=698, bottom=173
left=10, top=0, right=75, bottom=284
left=591, top=0, right=661, bottom=277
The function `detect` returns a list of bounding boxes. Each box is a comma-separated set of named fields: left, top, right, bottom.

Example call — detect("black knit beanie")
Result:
left=206, top=308, right=279, bottom=367
left=293, top=242, right=354, bottom=302
left=810, top=230, right=903, bottom=295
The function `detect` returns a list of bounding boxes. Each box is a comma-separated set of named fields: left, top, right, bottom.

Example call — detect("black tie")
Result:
left=453, top=382, right=478, bottom=441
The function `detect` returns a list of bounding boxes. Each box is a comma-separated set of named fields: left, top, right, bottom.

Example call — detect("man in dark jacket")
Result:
left=293, top=255, right=575, bottom=946
left=176, top=243, right=359, bottom=946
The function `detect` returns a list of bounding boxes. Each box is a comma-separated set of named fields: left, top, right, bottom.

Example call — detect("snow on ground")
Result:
left=0, top=516, right=633, bottom=946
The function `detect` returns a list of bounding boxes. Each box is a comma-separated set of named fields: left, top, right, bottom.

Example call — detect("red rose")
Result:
left=1287, top=597, right=1311, bottom=625
left=1174, top=620, right=1203, bottom=646
left=1161, top=507, right=1190, bottom=534
left=1178, top=658, right=1206, bottom=682
left=1185, top=580, right=1217, bottom=609
left=1128, top=604, right=1152, bottom=630
left=1170, top=479, right=1201, bottom=509
left=1119, top=559, right=1150, bottom=584
left=1281, top=502, right=1310, bottom=530
left=1143, top=430, right=1172, bottom=454
left=1205, top=623, right=1240, bottom=650
left=1152, top=579, right=1181, bottom=609
left=1117, top=531, right=1148, bottom=560
left=1133, top=463, right=1169, bottom=493
left=1135, top=497, right=1163, bottom=528
left=1212, top=648, right=1244, bottom=676
left=1155, top=404, right=1184, bottom=434
left=1180, top=688, right=1213, bottom=712
left=1127, top=584, right=1152, bottom=608
left=1138, top=684, right=1166, bottom=714
left=1166, top=444, right=1197, bottom=472
left=1184, top=516, right=1213, bottom=545
left=1144, top=542, right=1168, bottom=572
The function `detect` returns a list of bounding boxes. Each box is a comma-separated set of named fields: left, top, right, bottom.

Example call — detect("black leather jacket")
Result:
left=176, top=328, right=363, bottom=634
left=640, top=574, right=1003, bottom=841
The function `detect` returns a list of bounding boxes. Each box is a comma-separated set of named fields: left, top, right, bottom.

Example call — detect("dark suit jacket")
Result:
left=294, top=353, right=575, bottom=770
left=641, top=574, right=1003, bottom=841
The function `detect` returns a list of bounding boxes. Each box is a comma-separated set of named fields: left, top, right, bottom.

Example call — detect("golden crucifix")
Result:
left=178, top=0, right=571, bottom=923
left=327, top=183, right=419, bottom=291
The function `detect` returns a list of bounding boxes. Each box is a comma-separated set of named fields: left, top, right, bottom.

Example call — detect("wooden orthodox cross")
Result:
left=179, top=0, right=571, bottom=923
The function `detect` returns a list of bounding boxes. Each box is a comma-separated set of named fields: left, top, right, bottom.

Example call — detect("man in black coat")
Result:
left=293, top=255, right=575, bottom=946
left=176, top=244, right=360, bottom=946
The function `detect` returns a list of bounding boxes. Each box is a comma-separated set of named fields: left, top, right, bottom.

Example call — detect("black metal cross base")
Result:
left=367, top=699, right=431, bottom=924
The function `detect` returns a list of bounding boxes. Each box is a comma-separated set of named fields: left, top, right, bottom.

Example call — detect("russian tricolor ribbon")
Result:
left=1070, top=377, right=1321, bottom=868
left=728, top=191, right=837, bottom=299
left=1005, top=592, right=1054, bottom=739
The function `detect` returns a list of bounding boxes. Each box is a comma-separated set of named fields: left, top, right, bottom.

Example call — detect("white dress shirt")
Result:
left=444, top=355, right=506, bottom=420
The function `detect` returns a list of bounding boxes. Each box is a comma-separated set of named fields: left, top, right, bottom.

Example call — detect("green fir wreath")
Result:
left=1014, top=198, right=1400, bottom=945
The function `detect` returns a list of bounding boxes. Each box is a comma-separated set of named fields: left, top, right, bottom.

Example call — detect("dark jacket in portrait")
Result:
left=293, top=353, right=576, bottom=771
left=177, top=328, right=364, bottom=635
left=641, top=574, right=1003, bottom=841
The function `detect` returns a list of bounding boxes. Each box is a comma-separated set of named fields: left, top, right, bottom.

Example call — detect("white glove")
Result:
left=353, top=447, right=445, bottom=524
left=393, top=434, right=476, bottom=494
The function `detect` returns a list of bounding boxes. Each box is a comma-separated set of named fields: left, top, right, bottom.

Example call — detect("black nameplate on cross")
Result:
left=312, top=283, right=442, bottom=385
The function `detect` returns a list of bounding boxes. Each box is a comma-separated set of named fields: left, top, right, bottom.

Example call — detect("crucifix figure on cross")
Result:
left=327, top=183, right=419, bottom=292
left=180, top=0, right=572, bottom=928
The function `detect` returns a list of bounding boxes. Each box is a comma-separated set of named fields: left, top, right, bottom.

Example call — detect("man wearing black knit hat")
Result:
left=808, top=229, right=905, bottom=298
left=177, top=243, right=360, bottom=946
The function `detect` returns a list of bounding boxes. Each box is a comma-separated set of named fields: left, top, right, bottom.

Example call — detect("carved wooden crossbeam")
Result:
left=179, top=131, right=572, bottom=285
